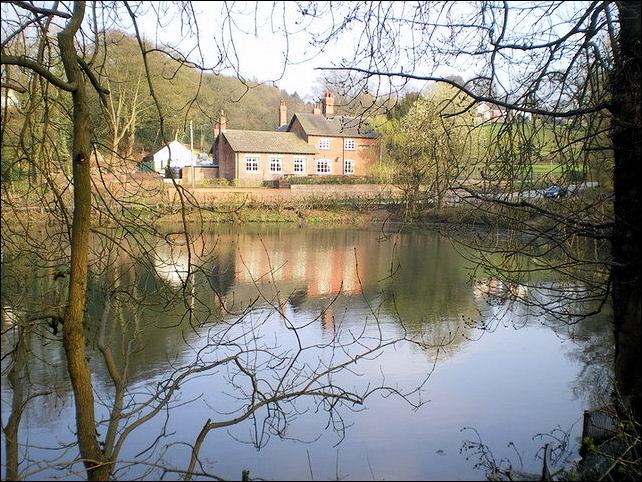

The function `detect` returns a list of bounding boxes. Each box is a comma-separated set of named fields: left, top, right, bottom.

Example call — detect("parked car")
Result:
left=543, top=185, right=568, bottom=198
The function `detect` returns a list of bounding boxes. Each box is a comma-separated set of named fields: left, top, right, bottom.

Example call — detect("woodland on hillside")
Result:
left=2, top=29, right=315, bottom=170
left=2, top=28, right=400, bottom=178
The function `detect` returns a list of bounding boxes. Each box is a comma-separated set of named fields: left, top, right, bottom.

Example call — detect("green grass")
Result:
left=531, top=163, right=565, bottom=175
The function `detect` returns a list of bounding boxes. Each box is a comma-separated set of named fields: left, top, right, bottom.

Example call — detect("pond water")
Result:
left=1, top=224, right=613, bottom=480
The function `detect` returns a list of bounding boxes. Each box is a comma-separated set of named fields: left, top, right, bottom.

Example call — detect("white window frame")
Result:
left=344, top=139, right=355, bottom=151
left=316, top=159, right=331, bottom=174
left=245, top=156, right=259, bottom=173
left=344, top=159, right=355, bottom=175
left=318, top=138, right=330, bottom=150
left=293, top=157, right=306, bottom=174
left=270, top=157, right=283, bottom=174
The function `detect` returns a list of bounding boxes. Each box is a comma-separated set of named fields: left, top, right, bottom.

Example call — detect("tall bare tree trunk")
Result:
left=57, top=2, right=109, bottom=479
left=611, top=1, right=641, bottom=419
left=3, top=326, right=28, bottom=481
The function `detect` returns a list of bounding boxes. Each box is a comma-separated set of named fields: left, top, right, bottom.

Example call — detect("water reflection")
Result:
left=1, top=225, right=612, bottom=481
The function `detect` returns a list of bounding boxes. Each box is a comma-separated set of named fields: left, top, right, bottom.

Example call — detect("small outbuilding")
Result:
left=142, top=140, right=197, bottom=175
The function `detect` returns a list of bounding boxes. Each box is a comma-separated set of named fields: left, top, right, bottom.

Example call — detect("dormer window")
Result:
left=318, top=138, right=330, bottom=150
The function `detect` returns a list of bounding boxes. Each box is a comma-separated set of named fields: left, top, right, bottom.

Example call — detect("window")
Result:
left=245, top=156, right=259, bottom=173
left=270, top=157, right=282, bottom=173
left=293, top=157, right=306, bottom=173
left=318, top=138, right=330, bottom=150
left=316, top=159, right=331, bottom=174
left=344, top=159, right=355, bottom=175
left=344, top=139, right=355, bottom=150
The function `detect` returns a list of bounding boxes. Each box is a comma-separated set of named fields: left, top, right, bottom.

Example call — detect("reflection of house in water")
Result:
left=151, top=232, right=367, bottom=319
left=192, top=234, right=370, bottom=333
left=154, top=242, right=191, bottom=287
left=321, top=307, right=334, bottom=332
left=473, top=278, right=528, bottom=304
left=234, top=236, right=364, bottom=298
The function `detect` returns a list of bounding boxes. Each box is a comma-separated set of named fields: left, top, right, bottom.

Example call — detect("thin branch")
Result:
left=5, top=0, right=72, bottom=19
left=317, top=66, right=609, bottom=118
left=1, top=54, right=77, bottom=92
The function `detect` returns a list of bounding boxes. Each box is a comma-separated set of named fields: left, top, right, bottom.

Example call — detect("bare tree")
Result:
left=0, top=2, right=438, bottom=480
left=273, top=0, right=639, bottom=421
left=2, top=2, right=639, bottom=480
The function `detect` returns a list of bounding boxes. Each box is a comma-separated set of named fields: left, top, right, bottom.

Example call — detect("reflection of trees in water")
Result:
left=1, top=309, right=77, bottom=480
left=565, top=310, right=614, bottom=409
left=209, top=255, right=236, bottom=298
left=287, top=287, right=308, bottom=310
left=467, top=273, right=615, bottom=408
left=1, top=225, right=615, bottom=480
left=3, top=229, right=611, bottom=389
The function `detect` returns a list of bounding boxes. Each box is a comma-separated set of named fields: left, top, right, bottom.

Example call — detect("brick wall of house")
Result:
left=218, top=115, right=380, bottom=184
left=218, top=136, right=237, bottom=181
left=234, top=152, right=316, bottom=184
left=288, top=116, right=380, bottom=176
left=288, top=117, right=308, bottom=142
left=305, top=135, right=379, bottom=176
left=218, top=134, right=315, bottom=185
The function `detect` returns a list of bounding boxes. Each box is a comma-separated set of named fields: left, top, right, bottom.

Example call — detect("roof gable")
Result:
left=289, top=113, right=378, bottom=139
left=222, top=130, right=317, bottom=154
left=152, top=140, right=194, bottom=161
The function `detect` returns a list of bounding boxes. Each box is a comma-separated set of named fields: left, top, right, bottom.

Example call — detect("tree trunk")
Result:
left=611, top=1, right=641, bottom=419
left=3, top=326, right=28, bottom=481
left=57, top=2, right=110, bottom=479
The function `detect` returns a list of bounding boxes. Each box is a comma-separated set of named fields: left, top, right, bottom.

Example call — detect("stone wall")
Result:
left=181, top=166, right=219, bottom=181
left=290, top=184, right=401, bottom=197
left=166, top=184, right=403, bottom=205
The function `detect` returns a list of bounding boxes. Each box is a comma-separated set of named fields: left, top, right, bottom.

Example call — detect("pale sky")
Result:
left=134, top=1, right=351, bottom=101
left=2, top=1, right=595, bottom=102
left=135, top=1, right=434, bottom=101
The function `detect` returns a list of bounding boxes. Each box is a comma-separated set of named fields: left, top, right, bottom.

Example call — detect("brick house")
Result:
left=211, top=93, right=380, bottom=185
left=213, top=127, right=317, bottom=183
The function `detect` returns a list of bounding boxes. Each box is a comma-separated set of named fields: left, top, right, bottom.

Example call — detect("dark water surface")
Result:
left=1, top=224, right=612, bottom=480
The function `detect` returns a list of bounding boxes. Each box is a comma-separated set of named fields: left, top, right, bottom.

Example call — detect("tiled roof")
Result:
left=291, top=113, right=378, bottom=139
left=221, top=130, right=317, bottom=154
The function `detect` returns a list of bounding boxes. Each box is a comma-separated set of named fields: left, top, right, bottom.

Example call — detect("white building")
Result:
left=148, top=140, right=196, bottom=174
left=477, top=102, right=505, bottom=123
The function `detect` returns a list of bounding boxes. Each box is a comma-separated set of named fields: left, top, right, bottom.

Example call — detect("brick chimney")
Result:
left=322, top=92, right=334, bottom=118
left=279, top=100, right=288, bottom=127
left=213, top=108, right=227, bottom=139
left=219, top=109, right=227, bottom=132
left=312, top=103, right=321, bottom=115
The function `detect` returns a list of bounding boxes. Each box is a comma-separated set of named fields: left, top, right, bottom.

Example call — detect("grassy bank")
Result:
left=2, top=178, right=613, bottom=233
